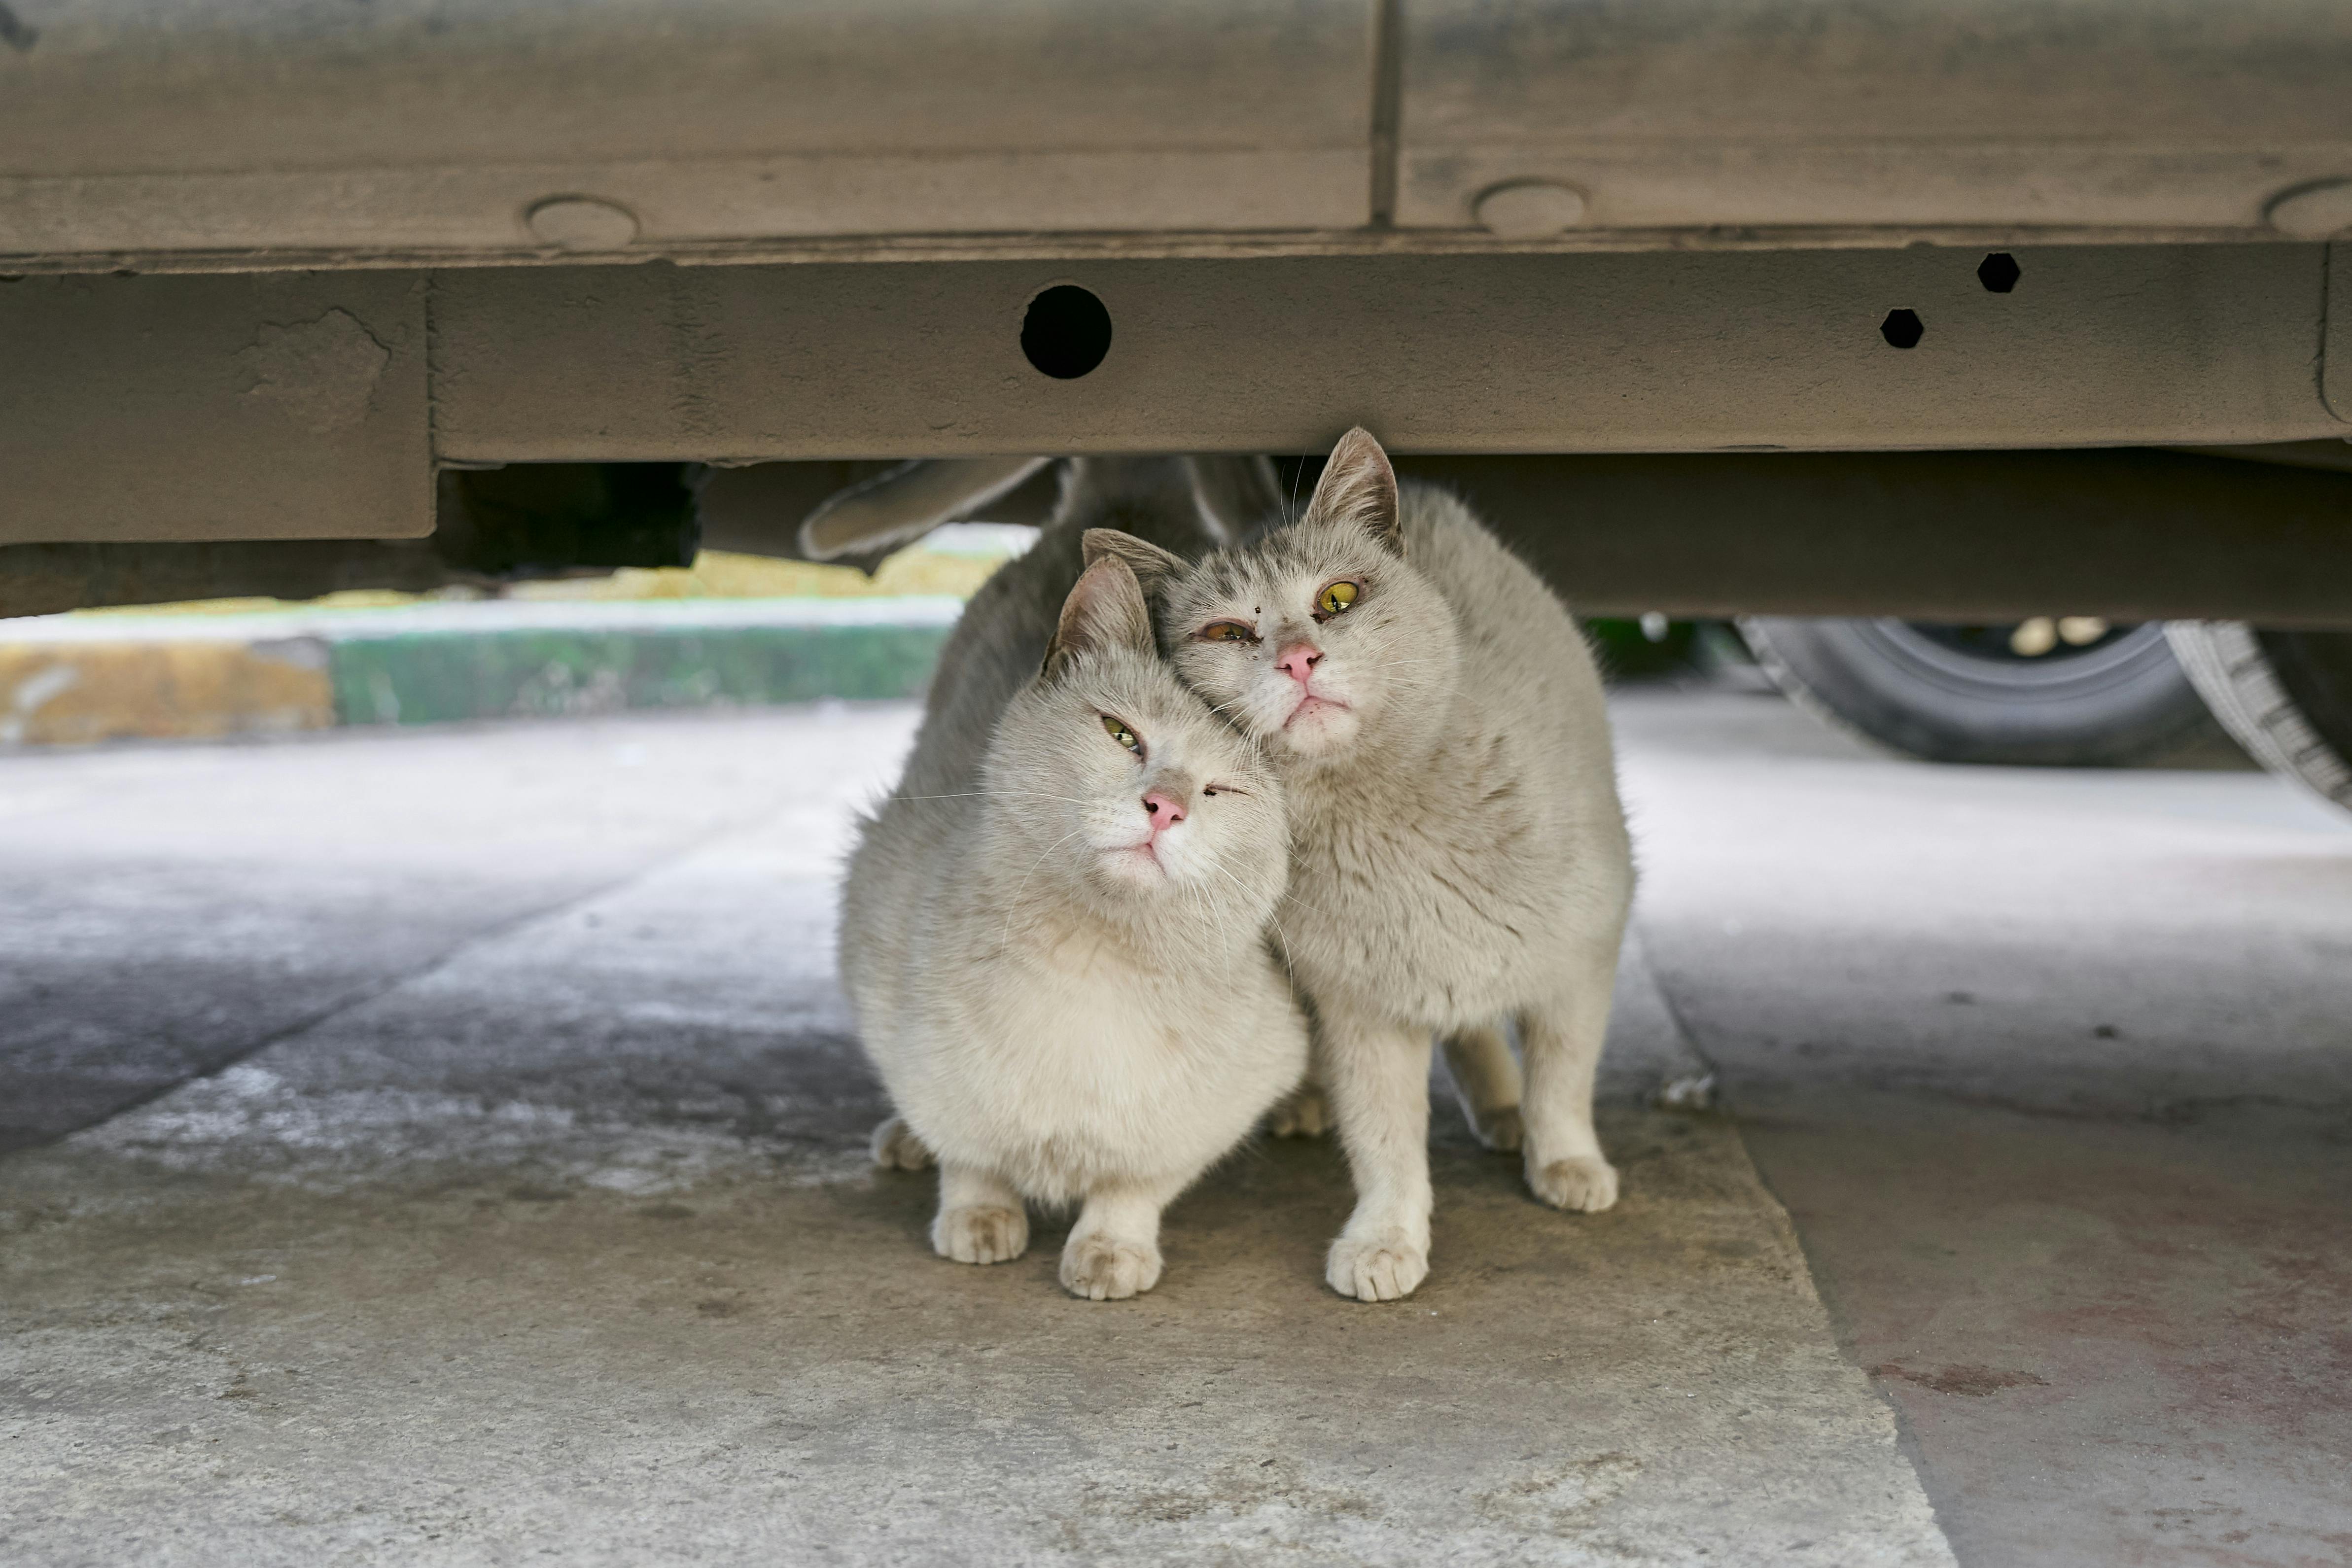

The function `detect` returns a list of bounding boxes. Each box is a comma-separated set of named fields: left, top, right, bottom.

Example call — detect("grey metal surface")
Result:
left=2330, top=245, right=2352, bottom=423
left=1401, top=450, right=2352, bottom=628
left=423, top=246, right=2339, bottom=462
left=19, top=442, right=2352, bottom=623
left=0, top=1, right=1370, bottom=261
left=17, top=244, right=2343, bottom=551
left=6, top=2, right=2352, bottom=268
left=0, top=539, right=453, bottom=621
left=1398, top=1, right=2352, bottom=236
left=0, top=702, right=1952, bottom=1567
left=0, top=272, right=432, bottom=544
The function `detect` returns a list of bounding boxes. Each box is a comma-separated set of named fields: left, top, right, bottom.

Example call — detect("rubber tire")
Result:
left=2166, top=624, right=2352, bottom=816
left=1738, top=617, right=2224, bottom=766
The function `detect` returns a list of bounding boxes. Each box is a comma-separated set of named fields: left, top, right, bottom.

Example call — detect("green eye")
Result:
left=1317, top=581, right=1359, bottom=616
left=1200, top=621, right=1256, bottom=643
left=1102, top=715, right=1141, bottom=753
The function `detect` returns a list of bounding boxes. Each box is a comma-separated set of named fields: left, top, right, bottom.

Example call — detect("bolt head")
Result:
left=526, top=197, right=640, bottom=250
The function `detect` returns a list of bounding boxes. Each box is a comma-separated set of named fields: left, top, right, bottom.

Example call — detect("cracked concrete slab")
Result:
left=0, top=702, right=1950, bottom=1567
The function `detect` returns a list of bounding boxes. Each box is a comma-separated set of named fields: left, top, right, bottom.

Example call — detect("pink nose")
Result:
left=1276, top=642, right=1322, bottom=687
left=1142, top=791, right=1188, bottom=836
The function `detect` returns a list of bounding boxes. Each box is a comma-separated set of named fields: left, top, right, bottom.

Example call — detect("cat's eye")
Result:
left=1315, top=580, right=1360, bottom=618
left=1101, top=714, right=1142, bottom=754
left=1198, top=620, right=1258, bottom=644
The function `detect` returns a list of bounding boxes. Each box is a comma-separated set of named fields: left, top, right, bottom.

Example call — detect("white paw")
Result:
left=1269, top=1086, right=1331, bottom=1138
left=1059, top=1235, right=1164, bottom=1301
left=870, top=1115, right=934, bottom=1171
left=1469, top=1103, right=1524, bottom=1152
left=1527, top=1154, right=1619, bottom=1213
left=1326, top=1230, right=1429, bottom=1302
left=932, top=1205, right=1028, bottom=1265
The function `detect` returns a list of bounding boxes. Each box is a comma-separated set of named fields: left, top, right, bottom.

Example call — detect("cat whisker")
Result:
left=1276, top=885, right=1341, bottom=922
left=996, top=826, right=1088, bottom=956
left=1192, top=855, right=1299, bottom=977
left=886, top=790, right=1094, bottom=807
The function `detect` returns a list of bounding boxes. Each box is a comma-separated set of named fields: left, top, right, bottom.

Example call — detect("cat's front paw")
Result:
left=933, top=1205, right=1029, bottom=1265
left=1527, top=1154, right=1619, bottom=1213
left=1469, top=1104, right=1524, bottom=1152
left=1326, top=1230, right=1429, bottom=1302
left=1059, top=1235, right=1163, bottom=1301
left=1268, top=1086, right=1331, bottom=1138
left=870, top=1115, right=934, bottom=1171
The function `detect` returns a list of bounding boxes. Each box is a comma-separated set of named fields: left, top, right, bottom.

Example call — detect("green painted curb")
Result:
left=329, top=622, right=954, bottom=726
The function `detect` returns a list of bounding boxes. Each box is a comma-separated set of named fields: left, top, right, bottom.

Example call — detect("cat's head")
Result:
left=984, top=555, right=1287, bottom=920
left=1089, top=429, right=1459, bottom=767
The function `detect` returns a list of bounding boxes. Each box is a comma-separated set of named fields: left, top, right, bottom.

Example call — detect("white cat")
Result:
left=840, top=465, right=1308, bottom=1300
left=1089, top=430, right=1634, bottom=1302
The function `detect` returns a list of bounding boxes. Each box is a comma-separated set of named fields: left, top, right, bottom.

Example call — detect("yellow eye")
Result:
left=1200, top=621, right=1256, bottom=643
left=1101, top=715, right=1141, bottom=753
left=1318, top=581, right=1359, bottom=616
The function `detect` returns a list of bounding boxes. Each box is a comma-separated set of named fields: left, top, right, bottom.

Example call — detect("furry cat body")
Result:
left=1097, top=432, right=1633, bottom=1302
left=840, top=461, right=1308, bottom=1299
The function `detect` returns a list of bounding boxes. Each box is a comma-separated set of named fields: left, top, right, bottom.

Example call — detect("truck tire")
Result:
left=1738, top=617, right=2224, bottom=766
left=2165, top=624, right=2352, bottom=815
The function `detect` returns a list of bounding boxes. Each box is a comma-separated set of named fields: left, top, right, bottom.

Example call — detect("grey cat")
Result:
left=1088, top=430, right=1635, bottom=1302
left=840, top=460, right=1309, bottom=1300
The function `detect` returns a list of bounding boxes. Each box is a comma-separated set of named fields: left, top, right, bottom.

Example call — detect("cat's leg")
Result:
left=1516, top=940, right=1621, bottom=1213
left=1321, top=1009, right=1438, bottom=1302
left=931, top=1162, right=1030, bottom=1264
left=1058, top=1171, right=1189, bottom=1301
left=1269, top=1017, right=1331, bottom=1136
left=1267, top=1079, right=1330, bottom=1137
left=870, top=1115, right=935, bottom=1170
left=1440, top=1022, right=1524, bottom=1151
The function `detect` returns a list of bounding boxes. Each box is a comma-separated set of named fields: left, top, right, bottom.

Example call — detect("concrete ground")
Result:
left=1610, top=697, right=2352, bottom=1568
left=2, top=690, right=2346, bottom=1564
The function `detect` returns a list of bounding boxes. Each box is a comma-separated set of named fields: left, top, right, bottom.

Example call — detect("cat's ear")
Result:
left=1302, top=426, right=1403, bottom=556
left=1042, top=557, right=1156, bottom=680
left=1081, top=528, right=1186, bottom=599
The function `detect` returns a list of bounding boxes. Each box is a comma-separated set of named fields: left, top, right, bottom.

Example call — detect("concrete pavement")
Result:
left=1611, top=695, right=2352, bottom=1566
left=4, top=690, right=2348, bottom=1563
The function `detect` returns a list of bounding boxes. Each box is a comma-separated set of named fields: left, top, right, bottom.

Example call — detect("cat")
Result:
left=839, top=460, right=1309, bottom=1300
left=1087, top=429, right=1635, bottom=1302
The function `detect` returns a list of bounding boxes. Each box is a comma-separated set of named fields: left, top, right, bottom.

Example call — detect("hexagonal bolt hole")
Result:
left=1977, top=252, right=2021, bottom=293
left=1880, top=309, right=1925, bottom=349
left=1021, top=284, right=1114, bottom=379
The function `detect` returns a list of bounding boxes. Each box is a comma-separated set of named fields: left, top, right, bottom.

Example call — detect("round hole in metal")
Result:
left=1021, top=285, right=1113, bottom=380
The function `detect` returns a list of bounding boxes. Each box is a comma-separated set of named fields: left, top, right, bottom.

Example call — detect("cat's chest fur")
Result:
left=1284, top=721, right=1565, bottom=1029
left=898, top=918, right=1298, bottom=1201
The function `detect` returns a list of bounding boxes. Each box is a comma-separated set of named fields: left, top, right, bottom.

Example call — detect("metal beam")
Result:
left=9, top=2, right=2352, bottom=271
left=1404, top=450, right=2352, bottom=628
left=430, top=245, right=2344, bottom=464
left=0, top=272, right=431, bottom=545
left=0, top=540, right=453, bottom=621
left=12, top=448, right=2352, bottom=625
